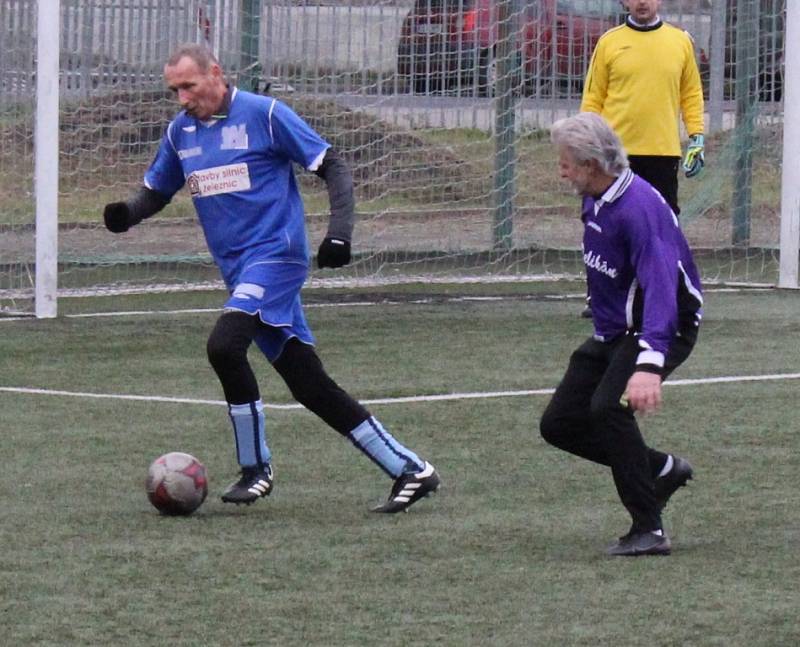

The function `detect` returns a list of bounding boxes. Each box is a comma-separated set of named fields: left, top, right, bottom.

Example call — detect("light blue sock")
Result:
left=347, top=416, right=424, bottom=478
left=228, top=401, right=271, bottom=468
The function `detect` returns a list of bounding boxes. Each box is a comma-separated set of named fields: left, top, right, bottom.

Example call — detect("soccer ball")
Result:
left=146, top=452, right=208, bottom=515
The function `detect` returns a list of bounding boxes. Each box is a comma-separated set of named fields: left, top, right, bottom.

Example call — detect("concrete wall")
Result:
left=261, top=5, right=410, bottom=74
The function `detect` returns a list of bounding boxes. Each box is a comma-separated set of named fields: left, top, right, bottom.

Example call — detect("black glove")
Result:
left=103, top=202, right=133, bottom=233
left=317, top=237, right=351, bottom=269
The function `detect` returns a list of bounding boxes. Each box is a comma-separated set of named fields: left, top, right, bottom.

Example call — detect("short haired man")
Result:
left=582, top=0, right=705, bottom=215
left=541, top=112, right=703, bottom=556
left=103, top=44, right=439, bottom=513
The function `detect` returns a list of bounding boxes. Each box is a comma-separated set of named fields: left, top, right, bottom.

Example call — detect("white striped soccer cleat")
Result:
left=221, top=464, right=273, bottom=505
left=372, top=462, right=441, bottom=513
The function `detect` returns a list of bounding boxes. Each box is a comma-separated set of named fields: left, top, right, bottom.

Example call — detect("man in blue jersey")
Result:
left=102, top=44, right=439, bottom=512
left=540, top=112, right=703, bottom=556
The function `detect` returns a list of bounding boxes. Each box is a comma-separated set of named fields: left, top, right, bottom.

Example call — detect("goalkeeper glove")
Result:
left=682, top=133, right=705, bottom=178
left=317, top=237, right=351, bottom=269
left=103, top=202, right=135, bottom=233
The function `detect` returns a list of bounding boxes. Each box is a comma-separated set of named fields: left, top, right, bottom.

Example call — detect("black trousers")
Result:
left=540, top=328, right=697, bottom=532
left=206, top=311, right=369, bottom=434
left=628, top=155, right=681, bottom=215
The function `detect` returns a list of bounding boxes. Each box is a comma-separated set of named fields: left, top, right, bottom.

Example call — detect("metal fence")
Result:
left=0, top=0, right=792, bottom=316
left=0, top=1, right=786, bottom=108
left=2, top=0, right=238, bottom=99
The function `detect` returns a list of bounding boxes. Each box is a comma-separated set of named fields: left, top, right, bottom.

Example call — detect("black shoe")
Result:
left=372, top=462, right=440, bottom=513
left=607, top=530, right=671, bottom=556
left=221, top=464, right=273, bottom=505
left=655, top=456, right=693, bottom=511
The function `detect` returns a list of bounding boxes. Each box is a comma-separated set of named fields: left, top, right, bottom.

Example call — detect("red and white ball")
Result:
left=146, top=452, right=208, bottom=515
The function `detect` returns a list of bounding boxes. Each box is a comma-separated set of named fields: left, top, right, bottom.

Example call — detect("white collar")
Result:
left=628, top=14, right=661, bottom=28
left=593, top=168, right=634, bottom=214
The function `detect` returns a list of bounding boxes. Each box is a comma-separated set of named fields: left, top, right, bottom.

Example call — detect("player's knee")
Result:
left=286, top=381, right=317, bottom=409
left=207, top=327, right=244, bottom=372
left=274, top=341, right=322, bottom=398
left=280, top=361, right=328, bottom=407
left=207, top=312, right=255, bottom=371
left=206, top=331, right=230, bottom=372
left=539, top=407, right=561, bottom=446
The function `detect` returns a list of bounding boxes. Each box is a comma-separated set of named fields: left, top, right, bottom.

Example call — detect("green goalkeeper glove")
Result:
left=682, top=133, right=705, bottom=178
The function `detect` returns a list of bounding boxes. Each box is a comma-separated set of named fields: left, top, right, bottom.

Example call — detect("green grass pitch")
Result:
left=1, top=282, right=799, bottom=646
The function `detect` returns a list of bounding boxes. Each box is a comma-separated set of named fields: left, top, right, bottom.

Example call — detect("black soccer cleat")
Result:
left=221, top=464, right=273, bottom=505
left=606, top=530, right=672, bottom=557
left=372, top=462, right=441, bottom=513
left=655, top=456, right=693, bottom=511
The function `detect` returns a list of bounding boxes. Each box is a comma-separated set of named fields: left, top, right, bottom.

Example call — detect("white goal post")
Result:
left=35, top=0, right=60, bottom=318
left=779, top=0, right=799, bottom=288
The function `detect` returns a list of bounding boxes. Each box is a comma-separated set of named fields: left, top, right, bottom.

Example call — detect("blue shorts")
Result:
left=223, top=261, right=315, bottom=362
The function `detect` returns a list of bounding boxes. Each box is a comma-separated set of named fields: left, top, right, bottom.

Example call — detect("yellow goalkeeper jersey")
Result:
left=580, top=21, right=704, bottom=157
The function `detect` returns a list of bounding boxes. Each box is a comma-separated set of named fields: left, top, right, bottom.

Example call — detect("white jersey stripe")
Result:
left=625, top=278, right=638, bottom=329
left=679, top=260, right=704, bottom=306
left=267, top=98, right=277, bottom=142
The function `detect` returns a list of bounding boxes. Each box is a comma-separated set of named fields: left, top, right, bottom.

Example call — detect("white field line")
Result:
left=2, top=372, right=800, bottom=410
left=0, top=285, right=768, bottom=322
left=0, top=302, right=392, bottom=322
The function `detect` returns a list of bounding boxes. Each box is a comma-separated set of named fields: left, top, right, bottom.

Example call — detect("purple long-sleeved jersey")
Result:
left=582, top=169, right=703, bottom=372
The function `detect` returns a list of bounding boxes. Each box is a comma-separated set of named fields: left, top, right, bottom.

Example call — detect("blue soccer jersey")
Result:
left=144, top=87, right=330, bottom=287
left=581, top=169, right=703, bottom=369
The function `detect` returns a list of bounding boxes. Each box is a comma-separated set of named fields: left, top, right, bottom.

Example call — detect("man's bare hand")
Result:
left=623, top=371, right=662, bottom=414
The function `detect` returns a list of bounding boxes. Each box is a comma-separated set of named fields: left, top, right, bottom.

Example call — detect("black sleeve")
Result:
left=126, top=186, right=171, bottom=227
left=312, top=147, right=354, bottom=242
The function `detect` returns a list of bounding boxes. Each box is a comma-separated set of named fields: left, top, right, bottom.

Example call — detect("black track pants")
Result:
left=539, top=329, right=696, bottom=532
left=207, top=311, right=369, bottom=434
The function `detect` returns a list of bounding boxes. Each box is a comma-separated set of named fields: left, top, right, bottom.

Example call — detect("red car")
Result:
left=397, top=0, right=622, bottom=96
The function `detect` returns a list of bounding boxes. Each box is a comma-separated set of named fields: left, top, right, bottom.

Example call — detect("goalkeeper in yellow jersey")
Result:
left=578, top=0, right=704, bottom=318
left=581, top=0, right=705, bottom=215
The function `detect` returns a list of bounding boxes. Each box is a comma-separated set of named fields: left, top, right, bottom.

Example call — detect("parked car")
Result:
left=396, top=0, right=623, bottom=96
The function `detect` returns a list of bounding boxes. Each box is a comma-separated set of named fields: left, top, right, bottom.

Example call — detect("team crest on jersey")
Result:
left=221, top=123, right=249, bottom=150
left=187, top=174, right=201, bottom=196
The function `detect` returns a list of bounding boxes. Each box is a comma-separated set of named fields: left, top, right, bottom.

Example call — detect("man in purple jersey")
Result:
left=540, top=112, right=703, bottom=556
left=102, top=44, right=439, bottom=513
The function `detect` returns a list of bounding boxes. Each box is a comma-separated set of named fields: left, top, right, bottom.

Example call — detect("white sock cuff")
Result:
left=658, top=454, right=674, bottom=478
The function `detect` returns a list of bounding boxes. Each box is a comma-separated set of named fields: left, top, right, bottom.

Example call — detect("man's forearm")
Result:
left=127, top=186, right=171, bottom=226
left=313, top=147, right=354, bottom=241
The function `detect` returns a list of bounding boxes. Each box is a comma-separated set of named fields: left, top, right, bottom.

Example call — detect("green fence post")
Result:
left=492, top=0, right=518, bottom=252
left=733, top=0, right=757, bottom=246
left=240, top=0, right=262, bottom=92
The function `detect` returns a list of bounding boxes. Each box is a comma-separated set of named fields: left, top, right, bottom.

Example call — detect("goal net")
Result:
left=0, top=0, right=792, bottom=316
